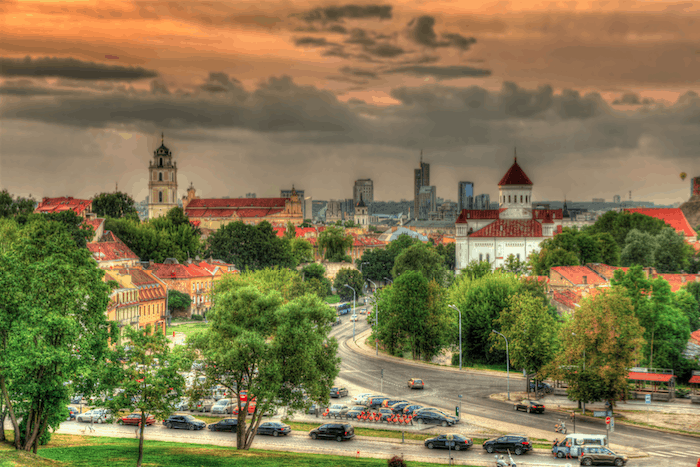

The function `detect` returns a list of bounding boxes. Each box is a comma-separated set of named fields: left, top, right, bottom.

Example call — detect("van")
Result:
left=555, top=434, right=608, bottom=458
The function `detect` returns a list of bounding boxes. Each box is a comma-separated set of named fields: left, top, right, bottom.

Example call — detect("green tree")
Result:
left=528, top=247, right=579, bottom=276
left=168, top=289, right=191, bottom=314
left=344, top=220, right=356, bottom=228
left=41, top=210, right=93, bottom=249
left=206, top=221, right=294, bottom=270
left=300, top=219, right=313, bottom=228
left=283, top=221, right=296, bottom=240
left=620, top=229, right=657, bottom=267
left=392, top=243, right=448, bottom=284
left=435, top=242, right=456, bottom=271
left=680, top=282, right=700, bottom=331
left=301, top=263, right=326, bottom=282
left=0, top=217, right=115, bottom=452
left=494, top=292, right=560, bottom=386
left=644, top=279, right=692, bottom=370
left=104, top=325, right=190, bottom=467
left=91, top=191, right=139, bottom=221
left=654, top=228, right=692, bottom=273
left=189, top=284, right=340, bottom=449
left=544, top=290, right=644, bottom=409
left=387, top=234, right=422, bottom=257
left=216, top=268, right=308, bottom=304
left=0, top=190, right=35, bottom=219
left=500, top=254, right=527, bottom=275
left=287, top=238, right=314, bottom=266
left=0, top=218, right=21, bottom=254
left=317, top=226, right=353, bottom=262
left=586, top=210, right=669, bottom=248
left=333, top=268, right=364, bottom=302
left=459, top=260, right=492, bottom=280
left=594, top=232, right=621, bottom=266
left=356, top=248, right=395, bottom=283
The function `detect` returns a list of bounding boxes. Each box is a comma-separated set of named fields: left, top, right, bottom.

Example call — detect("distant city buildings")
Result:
left=414, top=152, right=430, bottom=220
left=592, top=198, right=605, bottom=202
left=354, top=179, right=374, bottom=206
left=473, top=194, right=491, bottom=210
left=458, top=181, right=474, bottom=212
left=613, top=194, right=621, bottom=204
left=245, top=193, right=256, bottom=198
left=418, top=185, right=437, bottom=220
left=281, top=188, right=306, bottom=219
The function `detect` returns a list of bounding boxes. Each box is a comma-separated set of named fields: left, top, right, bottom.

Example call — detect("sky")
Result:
left=2, top=0, right=700, bottom=205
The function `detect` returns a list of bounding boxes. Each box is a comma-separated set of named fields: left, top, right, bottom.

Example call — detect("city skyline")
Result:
left=2, top=1, right=700, bottom=204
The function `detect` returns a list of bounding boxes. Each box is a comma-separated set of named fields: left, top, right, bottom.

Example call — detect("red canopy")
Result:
left=689, top=375, right=700, bottom=384
left=628, top=372, right=674, bottom=382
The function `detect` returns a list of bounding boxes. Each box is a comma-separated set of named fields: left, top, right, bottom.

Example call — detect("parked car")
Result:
left=408, top=378, right=425, bottom=389
left=208, top=418, right=237, bottom=432
left=482, top=434, right=533, bottom=455
left=308, top=403, right=325, bottom=415
left=77, top=409, right=111, bottom=424
left=375, top=408, right=394, bottom=421
left=232, top=402, right=257, bottom=416
left=425, top=434, right=473, bottom=451
left=513, top=400, right=545, bottom=414
left=257, top=421, right=291, bottom=437
left=330, top=387, right=349, bottom=398
left=413, top=411, right=455, bottom=427
left=327, top=404, right=350, bottom=418
left=368, top=396, right=390, bottom=408
left=66, top=406, right=78, bottom=421
left=403, top=404, right=424, bottom=416
left=579, top=446, right=628, bottom=466
left=196, top=398, right=216, bottom=413
left=118, top=413, right=156, bottom=426
left=352, top=393, right=373, bottom=405
left=176, top=398, right=194, bottom=411
left=211, top=399, right=233, bottom=414
left=389, top=402, right=411, bottom=413
left=350, top=314, right=359, bottom=322
left=345, top=406, right=366, bottom=420
left=309, top=423, right=355, bottom=442
left=381, top=399, right=407, bottom=408
left=529, top=381, right=553, bottom=393
left=70, top=395, right=83, bottom=405
left=415, top=408, right=458, bottom=423
left=164, top=414, right=206, bottom=430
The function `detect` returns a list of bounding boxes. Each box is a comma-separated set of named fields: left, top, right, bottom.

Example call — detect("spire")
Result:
left=115, top=182, right=118, bottom=193
left=420, top=149, right=423, bottom=164
left=514, top=146, right=517, bottom=163
left=161, top=132, right=164, bottom=145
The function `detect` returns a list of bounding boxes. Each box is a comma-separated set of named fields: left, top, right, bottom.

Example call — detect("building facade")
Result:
left=418, top=186, right=437, bottom=220
left=414, top=153, right=430, bottom=220
left=474, top=193, right=491, bottom=210
left=455, top=156, right=564, bottom=272
left=354, top=179, right=374, bottom=206
left=458, top=181, right=474, bottom=212
left=281, top=188, right=306, bottom=219
left=148, top=134, right=178, bottom=219
left=354, top=194, right=369, bottom=227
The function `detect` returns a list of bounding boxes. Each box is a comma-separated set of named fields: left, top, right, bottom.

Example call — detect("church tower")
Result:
left=354, top=194, right=369, bottom=227
left=498, top=149, right=533, bottom=220
left=148, top=133, right=178, bottom=219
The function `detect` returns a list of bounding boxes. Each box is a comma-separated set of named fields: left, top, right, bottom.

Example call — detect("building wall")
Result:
left=354, top=179, right=374, bottom=205
left=457, top=236, right=544, bottom=270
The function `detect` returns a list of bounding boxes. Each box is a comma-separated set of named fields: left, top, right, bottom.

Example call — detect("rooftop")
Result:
left=498, top=158, right=533, bottom=186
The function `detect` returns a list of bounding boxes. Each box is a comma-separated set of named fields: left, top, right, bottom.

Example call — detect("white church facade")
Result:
left=455, top=157, right=563, bottom=272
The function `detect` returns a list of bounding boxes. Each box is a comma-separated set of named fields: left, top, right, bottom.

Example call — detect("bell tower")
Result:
left=148, top=133, right=178, bottom=219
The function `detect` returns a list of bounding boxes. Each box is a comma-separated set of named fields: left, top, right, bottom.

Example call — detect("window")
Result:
left=516, top=253, right=520, bottom=261
left=152, top=172, right=157, bottom=181
left=159, top=157, right=163, bottom=166
left=159, top=172, right=163, bottom=181
left=508, top=195, right=511, bottom=203
left=520, top=195, right=523, bottom=203
left=479, top=253, right=483, bottom=262
left=486, top=254, right=490, bottom=262
left=158, top=191, right=163, bottom=202
left=170, top=172, right=174, bottom=181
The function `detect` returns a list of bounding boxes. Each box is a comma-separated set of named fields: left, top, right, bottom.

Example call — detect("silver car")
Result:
left=211, top=399, right=233, bottom=414
left=327, top=404, right=350, bottom=418
left=76, top=409, right=111, bottom=424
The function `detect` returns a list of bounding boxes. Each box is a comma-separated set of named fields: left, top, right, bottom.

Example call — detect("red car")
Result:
left=118, top=413, right=156, bottom=426
left=232, top=402, right=257, bottom=416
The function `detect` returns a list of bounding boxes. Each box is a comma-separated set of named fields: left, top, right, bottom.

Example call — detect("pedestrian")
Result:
left=552, top=438, right=559, bottom=457
left=565, top=440, right=572, bottom=460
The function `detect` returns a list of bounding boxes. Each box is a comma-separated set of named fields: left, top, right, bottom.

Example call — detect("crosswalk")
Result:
left=647, top=449, right=700, bottom=460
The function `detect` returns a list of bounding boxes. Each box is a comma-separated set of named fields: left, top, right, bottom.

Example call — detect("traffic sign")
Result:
left=605, top=416, right=611, bottom=425
left=645, top=394, right=651, bottom=404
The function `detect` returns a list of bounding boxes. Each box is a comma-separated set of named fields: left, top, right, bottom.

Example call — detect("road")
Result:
left=331, top=312, right=700, bottom=467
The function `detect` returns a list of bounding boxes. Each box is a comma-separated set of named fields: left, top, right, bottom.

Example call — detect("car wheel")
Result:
left=513, top=405, right=518, bottom=411
left=336, top=435, right=343, bottom=442
left=527, top=406, right=531, bottom=413
left=416, top=418, right=423, bottom=425
left=514, top=447, right=523, bottom=456
left=583, top=458, right=593, bottom=466
left=165, top=422, right=171, bottom=429
left=454, top=445, right=460, bottom=452
left=427, top=443, right=434, bottom=449
left=188, top=424, right=194, bottom=431
left=441, top=421, right=448, bottom=427
left=486, top=445, right=494, bottom=453
left=557, top=451, right=565, bottom=458
left=273, top=431, right=279, bottom=437
left=311, top=433, right=317, bottom=440
left=98, top=419, right=103, bottom=424
left=614, top=460, right=624, bottom=467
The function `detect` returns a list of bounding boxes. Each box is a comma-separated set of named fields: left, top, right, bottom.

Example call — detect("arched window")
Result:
left=158, top=191, right=163, bottom=203
left=508, top=195, right=511, bottom=203
left=159, top=172, right=163, bottom=182
left=520, top=195, right=523, bottom=203
left=479, top=253, right=483, bottom=262
left=159, top=157, right=163, bottom=166
left=170, top=172, right=174, bottom=181
left=486, top=253, right=490, bottom=263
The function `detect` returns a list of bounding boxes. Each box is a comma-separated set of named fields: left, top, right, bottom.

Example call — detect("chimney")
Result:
left=582, top=276, right=587, bottom=285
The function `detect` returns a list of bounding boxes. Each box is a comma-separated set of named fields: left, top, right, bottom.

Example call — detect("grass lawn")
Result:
left=0, top=433, right=475, bottom=467
left=325, top=295, right=340, bottom=304
left=166, top=322, right=208, bottom=339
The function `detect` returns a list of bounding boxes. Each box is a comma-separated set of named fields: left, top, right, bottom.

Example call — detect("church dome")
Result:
left=498, top=157, right=533, bottom=186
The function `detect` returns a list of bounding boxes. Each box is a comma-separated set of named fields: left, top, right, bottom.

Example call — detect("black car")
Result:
left=403, top=404, right=424, bottom=415
left=330, top=387, right=349, bottom=398
left=164, top=414, right=206, bottom=431
left=208, top=419, right=238, bottom=432
left=309, top=423, right=355, bottom=442
left=425, top=434, right=473, bottom=451
left=413, top=411, right=455, bottom=427
left=513, top=400, right=545, bottom=414
left=389, top=402, right=411, bottom=413
left=257, top=421, right=291, bottom=437
left=529, top=381, right=553, bottom=393
left=345, top=406, right=366, bottom=420
left=482, top=434, right=533, bottom=456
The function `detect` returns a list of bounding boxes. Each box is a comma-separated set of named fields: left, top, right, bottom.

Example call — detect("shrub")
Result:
left=191, top=314, right=204, bottom=321
left=388, top=455, right=406, bottom=467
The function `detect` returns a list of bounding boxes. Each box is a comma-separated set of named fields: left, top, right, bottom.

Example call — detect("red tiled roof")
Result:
left=236, top=208, right=284, bottom=218
left=470, top=219, right=543, bottom=237
left=586, top=263, right=630, bottom=280
left=623, top=208, right=696, bottom=239
left=498, top=158, right=533, bottom=186
left=455, top=209, right=502, bottom=223
left=35, top=197, right=92, bottom=215
left=551, top=266, right=607, bottom=286
left=628, top=372, right=675, bottom=382
left=185, top=209, right=237, bottom=218
left=150, top=263, right=212, bottom=279
left=552, top=290, right=578, bottom=309
left=691, top=330, right=700, bottom=346
left=532, top=209, right=563, bottom=221
left=349, top=234, right=386, bottom=247
left=186, top=198, right=286, bottom=208
left=83, top=218, right=105, bottom=234
left=273, top=226, right=318, bottom=238
left=190, top=220, right=201, bottom=227
left=103, top=272, right=117, bottom=282
left=653, top=273, right=700, bottom=292
left=101, top=231, right=119, bottom=242
left=87, top=238, right=139, bottom=263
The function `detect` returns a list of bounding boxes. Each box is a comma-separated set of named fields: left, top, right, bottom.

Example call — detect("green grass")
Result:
left=1, top=435, right=477, bottom=467
left=325, top=295, right=340, bottom=304
left=166, top=322, right=208, bottom=338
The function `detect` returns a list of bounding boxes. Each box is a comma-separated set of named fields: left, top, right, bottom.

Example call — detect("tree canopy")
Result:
left=91, top=191, right=139, bottom=221
left=333, top=268, right=364, bottom=302
left=0, top=190, right=35, bottom=220
left=317, top=226, right=353, bottom=262
left=205, top=221, right=294, bottom=271
left=392, top=243, right=448, bottom=285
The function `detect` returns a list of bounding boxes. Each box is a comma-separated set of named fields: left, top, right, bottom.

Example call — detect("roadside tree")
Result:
left=392, top=243, right=448, bottom=285
left=356, top=248, right=395, bottom=283
left=92, top=191, right=140, bottom=221
left=333, top=268, right=364, bottom=302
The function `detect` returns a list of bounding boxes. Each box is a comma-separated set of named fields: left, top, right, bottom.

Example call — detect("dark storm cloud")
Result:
left=297, top=4, right=392, bottom=23
left=322, top=46, right=352, bottom=59
left=293, top=37, right=336, bottom=47
left=0, top=56, right=158, bottom=81
left=397, top=55, right=440, bottom=65
left=612, top=93, right=654, bottom=106
left=199, top=72, right=244, bottom=94
left=406, top=16, right=477, bottom=50
left=0, top=79, right=80, bottom=96
left=328, top=25, right=348, bottom=34
left=383, top=65, right=491, bottom=80
left=339, top=67, right=378, bottom=79
left=363, top=43, right=405, bottom=57
left=344, top=29, right=376, bottom=46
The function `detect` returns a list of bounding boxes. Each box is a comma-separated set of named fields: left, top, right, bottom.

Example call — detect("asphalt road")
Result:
left=330, top=313, right=700, bottom=467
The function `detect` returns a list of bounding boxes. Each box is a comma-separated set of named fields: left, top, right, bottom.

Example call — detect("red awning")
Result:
left=628, top=372, right=675, bottom=382
left=689, top=375, right=700, bottom=384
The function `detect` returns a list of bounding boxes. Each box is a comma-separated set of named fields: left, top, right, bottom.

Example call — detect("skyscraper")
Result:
left=458, top=181, right=474, bottom=212
left=418, top=186, right=437, bottom=220
left=354, top=179, right=374, bottom=206
left=414, top=150, right=430, bottom=219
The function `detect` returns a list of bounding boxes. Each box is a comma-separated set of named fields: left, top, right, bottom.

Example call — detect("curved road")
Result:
left=331, top=314, right=699, bottom=466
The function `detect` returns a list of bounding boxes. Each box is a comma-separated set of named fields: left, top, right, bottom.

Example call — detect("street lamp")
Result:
left=492, top=330, right=510, bottom=401
left=448, top=305, right=462, bottom=371
left=572, top=332, right=586, bottom=415
left=384, top=277, right=393, bottom=286
left=367, top=279, right=378, bottom=355
left=344, top=284, right=357, bottom=341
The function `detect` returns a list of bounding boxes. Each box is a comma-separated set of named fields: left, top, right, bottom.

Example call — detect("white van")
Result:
left=556, top=434, right=608, bottom=458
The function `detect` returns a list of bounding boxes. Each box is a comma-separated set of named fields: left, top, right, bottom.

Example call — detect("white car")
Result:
left=352, top=393, right=372, bottom=405
left=350, top=314, right=359, bottom=322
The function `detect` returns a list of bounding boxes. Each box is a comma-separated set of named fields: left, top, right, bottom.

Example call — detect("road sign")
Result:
left=645, top=394, right=651, bottom=404
left=605, top=416, right=611, bottom=425
left=593, top=411, right=607, bottom=417
left=610, top=417, right=614, bottom=428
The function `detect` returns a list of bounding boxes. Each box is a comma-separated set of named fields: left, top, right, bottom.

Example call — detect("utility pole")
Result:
left=492, top=330, right=510, bottom=401
left=367, top=279, right=378, bottom=356
left=345, top=284, right=357, bottom=341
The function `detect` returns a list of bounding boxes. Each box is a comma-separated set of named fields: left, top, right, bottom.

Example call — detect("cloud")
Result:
left=441, top=33, right=477, bottom=51
left=199, top=72, right=244, bottom=94
left=293, top=37, right=336, bottom=48
left=340, top=67, right=379, bottom=79
left=363, top=43, right=405, bottom=57
left=383, top=65, right=491, bottom=80
left=328, top=25, right=348, bottom=34
left=0, top=79, right=80, bottom=96
left=612, top=93, right=654, bottom=106
left=344, top=29, right=376, bottom=46
left=297, top=4, right=392, bottom=23
left=322, top=46, right=352, bottom=59
left=0, top=56, right=159, bottom=81
left=406, top=16, right=477, bottom=51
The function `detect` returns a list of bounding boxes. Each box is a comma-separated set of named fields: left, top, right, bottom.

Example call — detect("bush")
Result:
left=388, top=456, right=406, bottom=467
left=191, top=314, right=204, bottom=321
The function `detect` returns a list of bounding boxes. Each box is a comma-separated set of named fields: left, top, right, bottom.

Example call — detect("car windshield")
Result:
left=330, top=405, right=342, bottom=409
left=183, top=415, right=195, bottom=421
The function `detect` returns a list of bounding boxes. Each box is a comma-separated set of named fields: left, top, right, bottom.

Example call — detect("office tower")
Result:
left=613, top=195, right=621, bottom=204
left=354, top=179, right=374, bottom=206
left=458, top=181, right=474, bottom=212
left=418, top=186, right=437, bottom=220
left=474, top=193, right=491, bottom=210
left=414, top=151, right=430, bottom=219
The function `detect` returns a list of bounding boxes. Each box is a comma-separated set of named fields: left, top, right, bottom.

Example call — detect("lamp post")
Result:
left=448, top=305, right=462, bottom=371
left=384, top=277, right=393, bottom=286
left=492, top=330, right=510, bottom=401
left=367, top=279, right=378, bottom=355
left=572, top=332, right=586, bottom=415
left=344, top=284, right=356, bottom=341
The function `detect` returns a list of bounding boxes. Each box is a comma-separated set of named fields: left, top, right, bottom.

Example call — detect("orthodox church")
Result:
left=455, top=156, right=563, bottom=272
